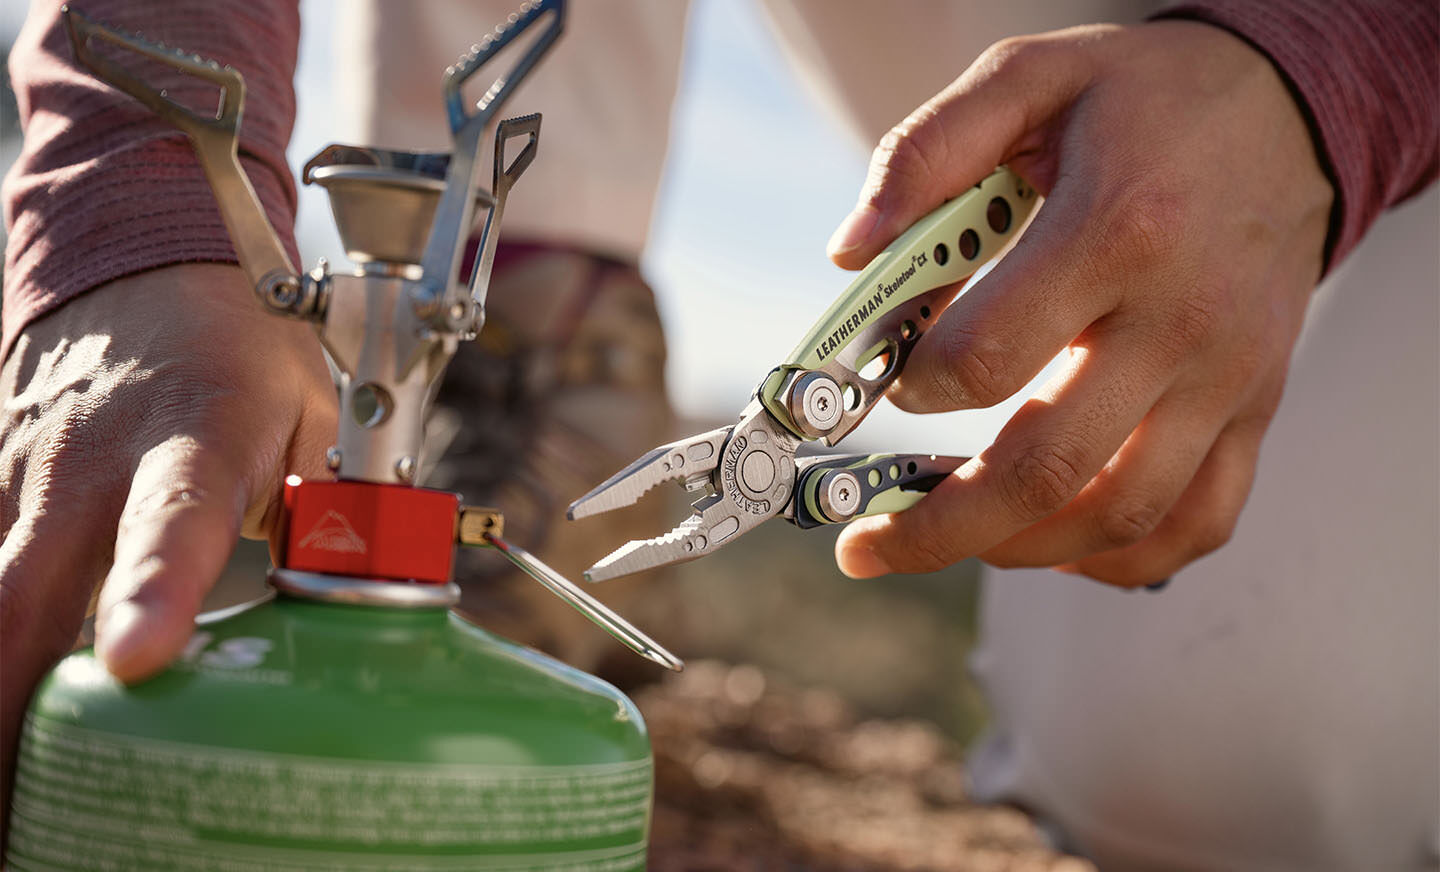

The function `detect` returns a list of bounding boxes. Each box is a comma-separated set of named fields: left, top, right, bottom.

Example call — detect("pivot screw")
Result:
left=740, top=449, right=777, bottom=494
left=817, top=470, right=862, bottom=522
left=787, top=371, right=843, bottom=438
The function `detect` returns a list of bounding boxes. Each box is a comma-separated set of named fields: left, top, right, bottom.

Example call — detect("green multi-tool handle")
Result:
left=791, top=453, right=967, bottom=529
left=759, top=167, right=1038, bottom=445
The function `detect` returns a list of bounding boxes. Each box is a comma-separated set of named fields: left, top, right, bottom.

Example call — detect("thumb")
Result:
left=94, top=435, right=248, bottom=683
left=827, top=30, right=1099, bottom=269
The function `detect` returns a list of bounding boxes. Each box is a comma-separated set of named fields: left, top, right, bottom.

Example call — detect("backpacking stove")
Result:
left=63, top=0, right=680, bottom=671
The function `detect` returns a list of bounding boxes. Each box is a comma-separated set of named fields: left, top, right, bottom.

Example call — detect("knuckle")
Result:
left=1090, top=186, right=1186, bottom=277
left=870, top=109, right=947, bottom=191
left=1123, top=189, right=1186, bottom=261
left=1095, top=494, right=1165, bottom=549
left=1001, top=442, right=1087, bottom=520
left=938, top=327, right=1013, bottom=408
left=977, top=35, right=1046, bottom=76
left=1166, top=284, right=1229, bottom=355
left=116, top=486, right=210, bottom=537
left=32, top=402, right=144, bottom=489
left=904, top=528, right=961, bottom=573
left=884, top=508, right=964, bottom=574
left=871, top=127, right=925, bottom=187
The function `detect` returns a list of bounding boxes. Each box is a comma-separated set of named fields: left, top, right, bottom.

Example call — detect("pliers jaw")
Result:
left=568, top=405, right=800, bottom=582
left=566, top=424, right=732, bottom=523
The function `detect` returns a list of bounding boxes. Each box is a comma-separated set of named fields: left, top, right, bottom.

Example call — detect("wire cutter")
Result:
left=568, top=168, right=1039, bottom=582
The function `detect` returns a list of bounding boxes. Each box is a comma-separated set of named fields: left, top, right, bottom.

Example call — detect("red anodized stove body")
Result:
left=281, top=476, right=459, bottom=583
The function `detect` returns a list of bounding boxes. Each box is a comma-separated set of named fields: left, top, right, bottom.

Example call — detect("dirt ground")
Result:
left=638, top=661, right=1091, bottom=872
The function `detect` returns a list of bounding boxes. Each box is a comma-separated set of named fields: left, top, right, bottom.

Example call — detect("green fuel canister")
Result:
left=8, top=483, right=679, bottom=869
left=8, top=581, right=654, bottom=871
left=7, top=3, right=685, bottom=868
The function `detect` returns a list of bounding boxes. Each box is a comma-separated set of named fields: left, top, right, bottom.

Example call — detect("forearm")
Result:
left=1, top=0, right=302, bottom=361
left=1158, top=0, right=1439, bottom=269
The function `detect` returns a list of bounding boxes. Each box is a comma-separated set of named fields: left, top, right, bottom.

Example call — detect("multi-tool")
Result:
left=570, top=168, right=1039, bottom=581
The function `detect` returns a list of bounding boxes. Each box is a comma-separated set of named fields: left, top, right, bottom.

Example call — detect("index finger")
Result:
left=887, top=169, right=1127, bottom=414
left=827, top=30, right=1101, bottom=269
left=94, top=434, right=248, bottom=683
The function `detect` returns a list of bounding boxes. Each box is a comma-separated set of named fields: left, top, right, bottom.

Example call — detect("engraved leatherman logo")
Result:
left=297, top=510, right=368, bottom=554
left=721, top=435, right=772, bottom=515
left=721, top=435, right=748, bottom=505
left=814, top=252, right=928, bottom=361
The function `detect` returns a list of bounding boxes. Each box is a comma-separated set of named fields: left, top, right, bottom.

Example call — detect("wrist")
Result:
left=1150, top=0, right=1430, bottom=270
left=1139, top=19, right=1334, bottom=278
left=4, top=139, right=298, bottom=365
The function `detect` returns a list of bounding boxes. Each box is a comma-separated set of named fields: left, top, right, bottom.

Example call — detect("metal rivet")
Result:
left=395, top=455, right=417, bottom=483
left=740, top=450, right=777, bottom=493
left=818, top=470, right=863, bottom=522
left=787, top=371, right=843, bottom=437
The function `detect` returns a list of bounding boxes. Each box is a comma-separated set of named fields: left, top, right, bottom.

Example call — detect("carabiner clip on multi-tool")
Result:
left=64, top=0, right=682, bottom=670
left=569, top=169, right=1038, bottom=581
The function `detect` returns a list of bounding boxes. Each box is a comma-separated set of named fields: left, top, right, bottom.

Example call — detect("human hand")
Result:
left=0, top=263, right=335, bottom=805
left=827, top=21, right=1332, bottom=585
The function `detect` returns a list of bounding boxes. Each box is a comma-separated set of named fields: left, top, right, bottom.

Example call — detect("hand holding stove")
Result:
left=60, top=3, right=679, bottom=671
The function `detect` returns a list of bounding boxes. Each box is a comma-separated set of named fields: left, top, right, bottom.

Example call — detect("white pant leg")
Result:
left=968, top=188, right=1440, bottom=872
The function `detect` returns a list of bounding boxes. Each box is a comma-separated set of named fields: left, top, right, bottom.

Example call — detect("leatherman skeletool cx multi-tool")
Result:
left=569, top=168, right=1039, bottom=581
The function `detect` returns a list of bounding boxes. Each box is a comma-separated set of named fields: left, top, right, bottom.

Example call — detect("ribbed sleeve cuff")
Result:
left=1157, top=0, right=1439, bottom=270
left=2, top=136, right=298, bottom=360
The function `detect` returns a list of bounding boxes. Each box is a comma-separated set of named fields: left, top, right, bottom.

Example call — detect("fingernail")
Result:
left=94, top=600, right=147, bottom=675
left=827, top=205, right=880, bottom=256
left=838, top=545, right=891, bottom=579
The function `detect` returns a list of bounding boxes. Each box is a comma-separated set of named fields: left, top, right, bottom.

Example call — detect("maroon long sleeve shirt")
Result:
left=2, top=0, right=301, bottom=361
left=3, top=0, right=1437, bottom=362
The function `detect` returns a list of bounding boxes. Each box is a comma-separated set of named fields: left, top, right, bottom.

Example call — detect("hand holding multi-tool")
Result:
left=569, top=168, right=1038, bottom=581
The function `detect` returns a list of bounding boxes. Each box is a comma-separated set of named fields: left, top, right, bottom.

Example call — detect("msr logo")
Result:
left=297, top=510, right=368, bottom=554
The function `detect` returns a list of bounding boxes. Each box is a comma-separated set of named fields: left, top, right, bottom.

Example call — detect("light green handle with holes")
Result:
left=759, top=167, right=1039, bottom=441
left=793, top=453, right=967, bottom=528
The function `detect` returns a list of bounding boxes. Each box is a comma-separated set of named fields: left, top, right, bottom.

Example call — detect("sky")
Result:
left=4, top=0, right=1050, bottom=458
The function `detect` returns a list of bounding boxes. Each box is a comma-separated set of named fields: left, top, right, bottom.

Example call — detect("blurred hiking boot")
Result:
left=424, top=241, right=685, bottom=677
